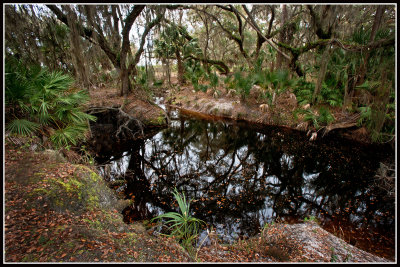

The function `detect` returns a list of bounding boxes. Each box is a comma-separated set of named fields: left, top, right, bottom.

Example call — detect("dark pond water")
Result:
left=94, top=108, right=395, bottom=260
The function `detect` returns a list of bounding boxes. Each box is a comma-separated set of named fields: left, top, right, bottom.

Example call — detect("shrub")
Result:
left=293, top=78, right=314, bottom=106
left=5, top=58, right=96, bottom=148
left=294, top=106, right=334, bottom=130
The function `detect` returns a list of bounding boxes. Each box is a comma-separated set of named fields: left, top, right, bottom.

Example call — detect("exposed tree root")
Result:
left=87, top=106, right=144, bottom=140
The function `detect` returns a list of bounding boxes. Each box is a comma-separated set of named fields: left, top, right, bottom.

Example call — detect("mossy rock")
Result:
left=32, top=166, right=120, bottom=215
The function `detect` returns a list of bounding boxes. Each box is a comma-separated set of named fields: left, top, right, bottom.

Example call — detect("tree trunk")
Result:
left=312, top=46, right=331, bottom=104
left=356, top=6, right=385, bottom=86
left=342, top=66, right=351, bottom=111
left=276, top=4, right=288, bottom=70
left=203, top=16, right=210, bottom=73
left=111, top=5, right=121, bottom=51
left=166, top=59, right=171, bottom=86
left=176, top=50, right=185, bottom=85
left=118, top=6, right=146, bottom=96
left=64, top=6, right=90, bottom=89
left=120, top=68, right=131, bottom=96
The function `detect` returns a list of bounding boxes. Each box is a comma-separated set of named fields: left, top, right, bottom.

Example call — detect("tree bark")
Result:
left=64, top=5, right=90, bottom=89
left=312, top=45, right=331, bottom=104
left=197, top=10, right=210, bottom=73
left=276, top=4, right=288, bottom=70
left=176, top=50, right=186, bottom=85
left=111, top=5, right=121, bottom=52
left=356, top=5, right=385, bottom=86
left=184, top=55, right=230, bottom=75
left=47, top=4, right=146, bottom=96
left=119, top=5, right=145, bottom=96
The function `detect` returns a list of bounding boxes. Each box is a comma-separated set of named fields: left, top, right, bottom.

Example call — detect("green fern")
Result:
left=357, top=106, right=372, bottom=127
left=208, top=71, right=219, bottom=89
left=294, top=78, right=314, bottom=105
left=318, top=107, right=335, bottom=125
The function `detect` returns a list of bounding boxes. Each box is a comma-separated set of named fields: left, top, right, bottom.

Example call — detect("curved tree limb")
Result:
left=239, top=5, right=291, bottom=61
left=129, top=7, right=166, bottom=74
left=47, top=4, right=118, bottom=67
left=190, top=6, right=250, bottom=64
left=184, top=55, right=230, bottom=75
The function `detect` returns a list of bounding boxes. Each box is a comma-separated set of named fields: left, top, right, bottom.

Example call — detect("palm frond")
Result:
left=150, top=187, right=205, bottom=250
left=42, top=71, right=74, bottom=93
left=58, top=108, right=97, bottom=124
left=50, top=123, right=88, bottom=148
left=57, top=90, right=90, bottom=106
left=6, top=119, right=40, bottom=136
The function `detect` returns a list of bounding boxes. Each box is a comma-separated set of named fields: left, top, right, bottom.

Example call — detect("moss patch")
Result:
left=30, top=165, right=116, bottom=214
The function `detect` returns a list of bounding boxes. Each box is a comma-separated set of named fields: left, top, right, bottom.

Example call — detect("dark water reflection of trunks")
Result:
left=95, top=112, right=395, bottom=260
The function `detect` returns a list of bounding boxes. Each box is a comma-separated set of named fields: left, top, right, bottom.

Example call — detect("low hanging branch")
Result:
left=184, top=55, right=230, bottom=75
left=238, top=5, right=394, bottom=77
left=161, top=17, right=231, bottom=75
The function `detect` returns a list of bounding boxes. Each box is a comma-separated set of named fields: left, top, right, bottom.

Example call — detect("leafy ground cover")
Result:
left=4, top=137, right=189, bottom=262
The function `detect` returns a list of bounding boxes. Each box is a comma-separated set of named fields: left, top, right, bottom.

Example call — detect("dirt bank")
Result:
left=84, top=82, right=377, bottom=145
left=164, top=85, right=375, bottom=144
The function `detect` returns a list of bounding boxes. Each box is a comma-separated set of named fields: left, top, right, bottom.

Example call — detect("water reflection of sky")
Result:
left=96, top=113, right=394, bottom=253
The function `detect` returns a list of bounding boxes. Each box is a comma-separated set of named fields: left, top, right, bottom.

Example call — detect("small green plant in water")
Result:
left=150, top=188, right=205, bottom=255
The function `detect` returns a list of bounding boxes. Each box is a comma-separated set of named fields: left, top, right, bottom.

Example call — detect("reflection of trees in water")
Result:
left=103, top=116, right=394, bottom=241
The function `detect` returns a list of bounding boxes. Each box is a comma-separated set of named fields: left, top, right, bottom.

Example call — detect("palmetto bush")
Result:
left=5, top=58, right=96, bottom=148
left=294, top=106, right=335, bottom=130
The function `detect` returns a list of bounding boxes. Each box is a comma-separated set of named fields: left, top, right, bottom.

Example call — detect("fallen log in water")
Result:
left=322, top=113, right=360, bottom=137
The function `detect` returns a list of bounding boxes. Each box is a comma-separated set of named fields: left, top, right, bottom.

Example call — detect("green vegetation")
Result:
left=151, top=188, right=205, bottom=255
left=5, top=58, right=96, bottom=148
left=294, top=106, right=335, bottom=130
left=4, top=4, right=395, bottom=143
left=303, top=216, right=319, bottom=224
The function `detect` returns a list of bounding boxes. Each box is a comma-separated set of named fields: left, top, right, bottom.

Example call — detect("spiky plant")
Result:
left=294, top=106, right=334, bottom=130
left=151, top=188, right=205, bottom=253
left=231, top=71, right=254, bottom=100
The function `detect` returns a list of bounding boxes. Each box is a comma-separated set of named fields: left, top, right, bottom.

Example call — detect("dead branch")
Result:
left=322, top=113, right=360, bottom=137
